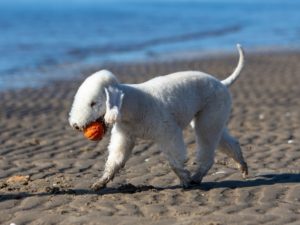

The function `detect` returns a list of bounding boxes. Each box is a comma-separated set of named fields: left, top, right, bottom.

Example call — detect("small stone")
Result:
left=26, top=138, right=40, bottom=146
left=259, top=114, right=265, bottom=120
left=212, top=170, right=226, bottom=175
left=45, top=186, right=60, bottom=194
left=0, top=182, right=7, bottom=189
left=6, top=175, right=30, bottom=185
left=60, top=210, right=69, bottom=214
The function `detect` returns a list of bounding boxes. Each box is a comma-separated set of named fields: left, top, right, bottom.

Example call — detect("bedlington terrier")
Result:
left=69, top=44, right=248, bottom=191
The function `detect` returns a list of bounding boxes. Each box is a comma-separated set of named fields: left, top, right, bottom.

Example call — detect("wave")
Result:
left=67, top=24, right=242, bottom=58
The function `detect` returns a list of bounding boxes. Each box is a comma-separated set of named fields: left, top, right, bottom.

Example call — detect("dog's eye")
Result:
left=90, top=101, right=96, bottom=107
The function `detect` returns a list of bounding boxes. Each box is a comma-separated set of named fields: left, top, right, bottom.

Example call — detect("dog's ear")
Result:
left=104, top=86, right=124, bottom=124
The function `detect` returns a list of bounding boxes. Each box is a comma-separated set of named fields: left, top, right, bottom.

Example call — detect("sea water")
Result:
left=0, top=0, right=299, bottom=90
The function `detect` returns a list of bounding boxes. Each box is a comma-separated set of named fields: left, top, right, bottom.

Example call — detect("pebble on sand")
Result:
left=6, top=175, right=30, bottom=185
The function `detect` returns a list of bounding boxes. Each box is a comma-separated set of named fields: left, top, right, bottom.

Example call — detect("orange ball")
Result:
left=83, top=121, right=106, bottom=141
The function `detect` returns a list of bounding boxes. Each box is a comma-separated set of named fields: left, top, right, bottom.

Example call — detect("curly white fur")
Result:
left=69, top=44, right=248, bottom=190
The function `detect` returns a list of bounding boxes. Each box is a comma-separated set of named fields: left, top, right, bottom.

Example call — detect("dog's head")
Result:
left=69, top=70, right=123, bottom=131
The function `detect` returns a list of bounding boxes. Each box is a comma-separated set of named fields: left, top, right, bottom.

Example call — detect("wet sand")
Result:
left=0, top=51, right=300, bottom=225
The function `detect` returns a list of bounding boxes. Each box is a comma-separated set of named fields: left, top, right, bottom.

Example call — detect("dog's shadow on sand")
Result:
left=1, top=173, right=300, bottom=202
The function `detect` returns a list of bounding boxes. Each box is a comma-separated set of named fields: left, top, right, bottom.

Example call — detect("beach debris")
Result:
left=80, top=147, right=93, bottom=152
left=258, top=113, right=265, bottom=120
left=212, top=170, right=227, bottom=175
left=6, top=175, right=30, bottom=185
left=28, top=138, right=40, bottom=146
left=287, top=134, right=294, bottom=144
left=45, top=186, right=60, bottom=194
left=0, top=181, right=7, bottom=189
left=83, top=121, right=106, bottom=141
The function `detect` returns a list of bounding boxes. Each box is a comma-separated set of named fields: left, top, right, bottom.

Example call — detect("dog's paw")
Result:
left=104, top=107, right=119, bottom=124
left=91, top=181, right=106, bottom=191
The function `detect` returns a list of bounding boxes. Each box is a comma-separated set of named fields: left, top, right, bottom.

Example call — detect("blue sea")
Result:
left=0, top=0, right=299, bottom=90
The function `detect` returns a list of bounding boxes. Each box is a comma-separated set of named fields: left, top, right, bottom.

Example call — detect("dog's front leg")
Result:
left=91, top=126, right=134, bottom=191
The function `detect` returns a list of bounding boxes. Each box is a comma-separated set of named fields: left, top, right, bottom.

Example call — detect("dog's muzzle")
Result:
left=71, top=116, right=108, bottom=132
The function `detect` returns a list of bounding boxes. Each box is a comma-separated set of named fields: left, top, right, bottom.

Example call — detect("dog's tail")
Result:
left=221, top=44, right=245, bottom=87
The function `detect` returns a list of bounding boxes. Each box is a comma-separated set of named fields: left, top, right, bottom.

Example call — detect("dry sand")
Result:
left=0, top=51, right=300, bottom=225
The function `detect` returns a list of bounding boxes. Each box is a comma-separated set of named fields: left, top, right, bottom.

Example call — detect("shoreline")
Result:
left=1, top=47, right=300, bottom=92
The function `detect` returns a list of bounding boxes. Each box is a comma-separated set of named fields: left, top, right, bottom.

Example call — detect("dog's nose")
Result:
left=73, top=123, right=80, bottom=130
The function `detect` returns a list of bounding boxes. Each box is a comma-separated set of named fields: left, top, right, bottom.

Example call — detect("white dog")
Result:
left=69, top=44, right=248, bottom=191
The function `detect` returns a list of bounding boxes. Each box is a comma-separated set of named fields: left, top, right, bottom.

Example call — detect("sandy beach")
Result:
left=0, top=51, right=300, bottom=225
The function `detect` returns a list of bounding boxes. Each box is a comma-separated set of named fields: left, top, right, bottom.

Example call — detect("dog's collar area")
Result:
left=73, top=116, right=108, bottom=132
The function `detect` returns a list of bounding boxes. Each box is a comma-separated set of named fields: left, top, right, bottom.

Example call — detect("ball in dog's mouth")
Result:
left=83, top=119, right=107, bottom=141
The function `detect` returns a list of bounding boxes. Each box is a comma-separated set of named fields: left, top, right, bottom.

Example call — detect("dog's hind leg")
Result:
left=192, top=97, right=231, bottom=183
left=218, top=129, right=248, bottom=178
left=158, top=126, right=191, bottom=188
left=91, top=125, right=135, bottom=191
